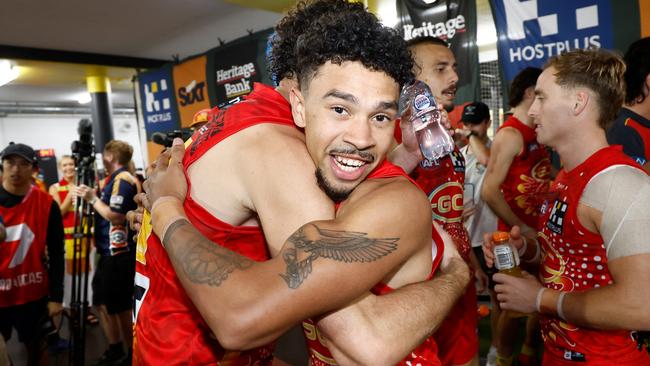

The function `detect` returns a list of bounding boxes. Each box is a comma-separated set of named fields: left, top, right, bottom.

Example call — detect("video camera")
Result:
left=70, top=118, right=95, bottom=167
left=151, top=128, right=194, bottom=148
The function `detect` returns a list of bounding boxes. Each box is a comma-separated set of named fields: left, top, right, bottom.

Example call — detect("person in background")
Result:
left=74, top=140, right=138, bottom=366
left=49, top=155, right=98, bottom=326
left=481, top=67, right=550, bottom=366
left=458, top=102, right=499, bottom=365
left=607, top=37, right=650, bottom=174
left=0, top=142, right=64, bottom=366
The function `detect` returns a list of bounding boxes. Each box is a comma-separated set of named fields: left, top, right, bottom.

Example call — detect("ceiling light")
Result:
left=77, top=93, right=92, bottom=104
left=0, top=60, right=20, bottom=87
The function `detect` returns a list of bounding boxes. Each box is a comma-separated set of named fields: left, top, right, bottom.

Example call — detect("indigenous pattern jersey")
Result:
left=0, top=186, right=52, bottom=307
left=303, top=161, right=445, bottom=366
left=412, top=147, right=472, bottom=262
left=411, top=147, right=479, bottom=366
left=95, top=167, right=137, bottom=256
left=498, top=116, right=552, bottom=231
left=607, top=107, right=650, bottom=166
left=133, top=83, right=293, bottom=366
left=538, top=146, right=650, bottom=365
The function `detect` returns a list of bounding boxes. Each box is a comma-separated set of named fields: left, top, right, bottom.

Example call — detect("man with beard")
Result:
left=402, top=36, right=480, bottom=366
left=133, top=1, right=469, bottom=365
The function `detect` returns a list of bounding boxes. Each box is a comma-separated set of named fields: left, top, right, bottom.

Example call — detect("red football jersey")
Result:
left=411, top=147, right=472, bottom=262
left=303, top=160, right=444, bottom=366
left=0, top=186, right=52, bottom=307
left=133, top=84, right=294, bottom=365
left=538, top=146, right=650, bottom=365
left=497, top=116, right=552, bottom=231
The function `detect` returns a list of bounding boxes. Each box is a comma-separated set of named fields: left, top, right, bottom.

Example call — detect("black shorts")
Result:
left=472, top=246, right=497, bottom=290
left=0, top=297, right=50, bottom=344
left=92, top=251, right=135, bottom=314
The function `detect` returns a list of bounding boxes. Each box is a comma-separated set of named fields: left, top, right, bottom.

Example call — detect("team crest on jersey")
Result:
left=428, top=182, right=464, bottom=223
left=450, top=150, right=465, bottom=173
left=546, top=200, right=568, bottom=234
left=420, top=158, right=441, bottom=168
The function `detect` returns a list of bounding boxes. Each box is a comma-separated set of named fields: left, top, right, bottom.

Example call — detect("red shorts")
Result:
left=542, top=346, right=650, bottom=366
left=433, top=282, right=479, bottom=366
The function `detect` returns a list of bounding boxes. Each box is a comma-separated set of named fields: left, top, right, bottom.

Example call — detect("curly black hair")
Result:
left=624, top=37, right=650, bottom=105
left=292, top=2, right=414, bottom=89
left=269, top=0, right=368, bottom=82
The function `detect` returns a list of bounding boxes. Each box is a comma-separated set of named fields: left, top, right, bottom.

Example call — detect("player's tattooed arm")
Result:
left=163, top=219, right=254, bottom=287
left=163, top=220, right=399, bottom=289
left=280, top=224, right=399, bottom=289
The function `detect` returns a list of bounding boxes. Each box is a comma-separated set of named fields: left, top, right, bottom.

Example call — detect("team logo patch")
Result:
left=428, top=182, right=464, bottom=223
left=546, top=200, right=568, bottom=234
left=110, top=195, right=124, bottom=207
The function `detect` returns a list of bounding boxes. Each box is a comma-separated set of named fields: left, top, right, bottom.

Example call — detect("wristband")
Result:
left=518, top=236, right=528, bottom=257
left=151, top=196, right=183, bottom=214
left=557, top=292, right=567, bottom=321
left=535, top=287, right=546, bottom=313
left=524, top=239, right=541, bottom=263
left=160, top=216, right=189, bottom=248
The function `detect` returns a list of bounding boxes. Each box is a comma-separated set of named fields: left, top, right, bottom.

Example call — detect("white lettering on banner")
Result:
left=402, top=15, right=466, bottom=41
left=224, top=79, right=252, bottom=99
left=4, top=224, right=35, bottom=268
left=216, top=63, right=256, bottom=84
left=144, top=79, right=173, bottom=124
left=508, top=35, right=600, bottom=62
left=0, top=272, right=44, bottom=291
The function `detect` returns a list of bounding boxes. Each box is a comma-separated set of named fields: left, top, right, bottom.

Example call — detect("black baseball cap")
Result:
left=461, top=102, right=490, bottom=124
left=1, top=142, right=38, bottom=165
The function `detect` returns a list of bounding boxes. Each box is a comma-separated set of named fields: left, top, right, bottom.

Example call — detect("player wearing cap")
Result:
left=0, top=142, right=65, bottom=366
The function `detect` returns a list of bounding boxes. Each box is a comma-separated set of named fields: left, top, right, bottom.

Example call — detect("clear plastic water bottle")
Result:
left=399, top=80, right=455, bottom=161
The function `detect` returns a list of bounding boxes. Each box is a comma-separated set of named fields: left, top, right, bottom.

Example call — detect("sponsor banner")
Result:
left=207, top=29, right=273, bottom=106
left=173, top=55, right=211, bottom=128
left=491, top=0, right=615, bottom=83
left=396, top=0, right=480, bottom=104
left=137, top=65, right=180, bottom=140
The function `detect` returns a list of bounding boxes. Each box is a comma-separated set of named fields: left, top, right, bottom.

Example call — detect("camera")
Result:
left=71, top=119, right=95, bottom=166
left=151, top=128, right=194, bottom=148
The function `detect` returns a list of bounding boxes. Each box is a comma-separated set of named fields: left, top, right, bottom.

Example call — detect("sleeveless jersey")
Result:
left=538, top=146, right=650, bottom=365
left=133, top=83, right=293, bottom=366
left=412, top=147, right=471, bottom=262
left=498, top=116, right=552, bottom=231
left=624, top=117, right=650, bottom=164
left=303, top=161, right=444, bottom=366
left=0, top=186, right=53, bottom=307
left=608, top=108, right=650, bottom=166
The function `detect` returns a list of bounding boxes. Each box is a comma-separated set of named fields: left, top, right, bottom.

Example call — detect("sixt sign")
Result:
left=491, top=0, right=613, bottom=82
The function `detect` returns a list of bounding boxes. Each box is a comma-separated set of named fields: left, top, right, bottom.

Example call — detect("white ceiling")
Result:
left=0, top=0, right=281, bottom=60
left=0, top=0, right=282, bottom=106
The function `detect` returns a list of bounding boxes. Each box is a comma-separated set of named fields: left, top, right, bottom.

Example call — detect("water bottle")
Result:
left=399, top=80, right=455, bottom=161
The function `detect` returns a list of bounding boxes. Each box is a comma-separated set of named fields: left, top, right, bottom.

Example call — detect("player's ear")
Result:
left=573, top=90, right=589, bottom=116
left=290, top=87, right=306, bottom=128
